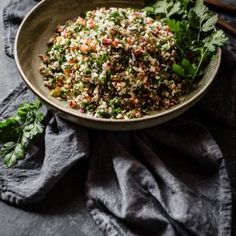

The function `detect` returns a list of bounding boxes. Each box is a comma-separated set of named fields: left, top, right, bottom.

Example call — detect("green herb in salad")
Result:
left=145, top=0, right=228, bottom=83
left=0, top=100, right=44, bottom=167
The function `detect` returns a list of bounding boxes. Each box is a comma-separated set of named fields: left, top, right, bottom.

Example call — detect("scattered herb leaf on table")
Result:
left=0, top=100, right=44, bottom=167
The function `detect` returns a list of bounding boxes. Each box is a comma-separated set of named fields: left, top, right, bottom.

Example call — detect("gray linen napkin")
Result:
left=1, top=0, right=234, bottom=235
left=3, top=0, right=39, bottom=57
left=0, top=83, right=89, bottom=204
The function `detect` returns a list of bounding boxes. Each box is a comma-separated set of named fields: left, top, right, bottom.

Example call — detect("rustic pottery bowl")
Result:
left=15, top=0, right=222, bottom=131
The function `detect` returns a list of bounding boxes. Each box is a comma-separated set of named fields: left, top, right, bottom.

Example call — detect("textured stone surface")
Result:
left=0, top=159, right=103, bottom=236
left=0, top=1, right=103, bottom=235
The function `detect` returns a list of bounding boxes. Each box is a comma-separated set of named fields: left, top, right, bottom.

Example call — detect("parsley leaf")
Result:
left=172, top=64, right=185, bottom=77
left=0, top=118, right=21, bottom=143
left=146, top=0, right=182, bottom=18
left=0, top=100, right=45, bottom=167
left=191, top=0, right=218, bottom=41
left=0, top=142, right=25, bottom=168
left=204, top=30, right=228, bottom=52
left=145, top=0, right=228, bottom=85
left=202, top=15, right=218, bottom=32
left=172, top=58, right=195, bottom=79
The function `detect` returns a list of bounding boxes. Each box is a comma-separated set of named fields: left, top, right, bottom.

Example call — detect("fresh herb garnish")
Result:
left=0, top=100, right=45, bottom=167
left=145, top=0, right=228, bottom=85
left=145, top=0, right=182, bottom=18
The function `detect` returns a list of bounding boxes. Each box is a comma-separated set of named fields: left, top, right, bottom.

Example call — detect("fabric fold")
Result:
left=0, top=85, right=90, bottom=205
left=86, top=124, right=232, bottom=236
left=3, top=0, right=39, bottom=58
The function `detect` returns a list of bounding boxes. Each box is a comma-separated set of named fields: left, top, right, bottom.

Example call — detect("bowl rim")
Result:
left=14, top=0, right=222, bottom=124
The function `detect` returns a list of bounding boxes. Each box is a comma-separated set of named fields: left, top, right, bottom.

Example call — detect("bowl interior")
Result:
left=15, top=0, right=221, bottom=130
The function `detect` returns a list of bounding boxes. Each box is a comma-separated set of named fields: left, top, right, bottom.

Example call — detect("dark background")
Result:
left=0, top=0, right=236, bottom=235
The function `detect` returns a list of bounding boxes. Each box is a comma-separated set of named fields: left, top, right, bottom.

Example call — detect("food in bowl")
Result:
left=40, top=8, right=185, bottom=119
left=39, top=1, right=227, bottom=119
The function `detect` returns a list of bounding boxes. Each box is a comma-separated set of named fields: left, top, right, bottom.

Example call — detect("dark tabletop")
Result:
left=0, top=0, right=236, bottom=235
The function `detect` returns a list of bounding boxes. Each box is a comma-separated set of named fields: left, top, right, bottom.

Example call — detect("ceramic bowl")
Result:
left=15, top=0, right=222, bottom=131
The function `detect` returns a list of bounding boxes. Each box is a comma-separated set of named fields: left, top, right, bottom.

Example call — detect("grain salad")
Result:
left=39, top=7, right=187, bottom=119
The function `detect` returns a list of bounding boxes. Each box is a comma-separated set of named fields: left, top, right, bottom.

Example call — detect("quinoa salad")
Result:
left=39, top=8, right=187, bottom=119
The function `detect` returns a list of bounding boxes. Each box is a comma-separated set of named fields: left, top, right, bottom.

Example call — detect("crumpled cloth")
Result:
left=1, top=0, right=235, bottom=235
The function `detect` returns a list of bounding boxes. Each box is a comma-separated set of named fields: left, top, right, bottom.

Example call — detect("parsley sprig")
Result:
left=145, top=0, right=228, bottom=86
left=0, top=100, right=44, bottom=167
